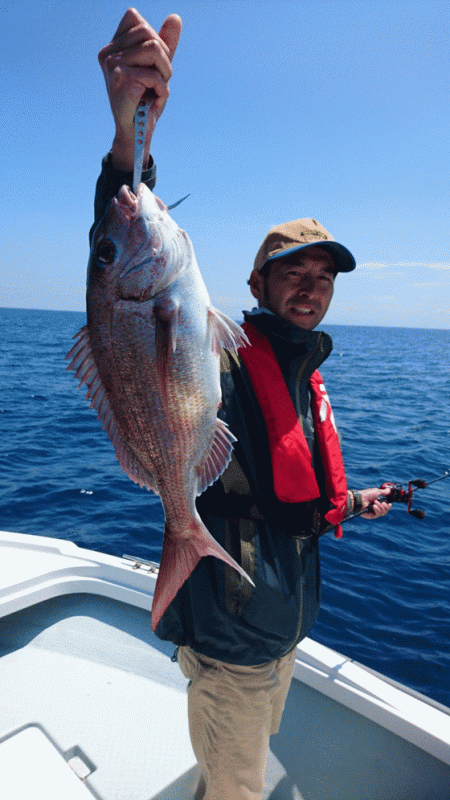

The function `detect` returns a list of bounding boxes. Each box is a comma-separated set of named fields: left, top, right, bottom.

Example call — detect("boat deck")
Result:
left=0, top=592, right=198, bottom=800
left=1, top=531, right=450, bottom=799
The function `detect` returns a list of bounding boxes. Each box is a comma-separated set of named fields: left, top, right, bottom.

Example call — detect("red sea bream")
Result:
left=66, top=184, right=251, bottom=630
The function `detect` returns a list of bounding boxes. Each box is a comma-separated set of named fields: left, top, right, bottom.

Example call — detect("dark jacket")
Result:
left=156, top=310, right=334, bottom=664
left=92, top=156, right=336, bottom=665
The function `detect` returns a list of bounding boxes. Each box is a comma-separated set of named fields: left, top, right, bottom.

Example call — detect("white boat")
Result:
left=1, top=529, right=450, bottom=800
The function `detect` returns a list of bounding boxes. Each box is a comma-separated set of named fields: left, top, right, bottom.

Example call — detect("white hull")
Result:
left=1, top=530, right=449, bottom=799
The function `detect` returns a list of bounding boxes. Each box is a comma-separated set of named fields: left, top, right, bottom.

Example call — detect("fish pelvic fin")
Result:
left=207, top=307, right=250, bottom=356
left=66, top=326, right=158, bottom=493
left=196, top=417, right=236, bottom=495
left=151, top=516, right=254, bottom=631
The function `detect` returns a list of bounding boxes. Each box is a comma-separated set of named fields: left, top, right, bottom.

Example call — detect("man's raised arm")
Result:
left=91, top=8, right=182, bottom=238
left=99, top=7, right=182, bottom=171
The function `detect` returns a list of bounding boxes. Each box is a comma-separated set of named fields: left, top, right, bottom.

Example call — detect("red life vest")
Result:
left=239, top=321, right=348, bottom=536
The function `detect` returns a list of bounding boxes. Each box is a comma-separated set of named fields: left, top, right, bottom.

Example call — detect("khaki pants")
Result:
left=178, top=646, right=297, bottom=800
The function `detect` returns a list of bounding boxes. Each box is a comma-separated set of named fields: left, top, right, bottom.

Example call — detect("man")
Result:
left=95, top=10, right=391, bottom=799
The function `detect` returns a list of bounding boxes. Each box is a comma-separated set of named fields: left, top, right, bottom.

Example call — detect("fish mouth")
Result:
left=115, top=185, right=139, bottom=220
left=110, top=184, right=172, bottom=302
left=115, top=294, right=153, bottom=307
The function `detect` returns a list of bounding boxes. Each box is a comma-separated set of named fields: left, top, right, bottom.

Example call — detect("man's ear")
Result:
left=249, top=269, right=264, bottom=303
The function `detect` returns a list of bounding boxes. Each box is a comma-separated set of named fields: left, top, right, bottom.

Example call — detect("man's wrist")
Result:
left=351, top=491, right=364, bottom=514
left=111, top=134, right=152, bottom=173
left=111, top=146, right=138, bottom=173
left=102, top=150, right=157, bottom=190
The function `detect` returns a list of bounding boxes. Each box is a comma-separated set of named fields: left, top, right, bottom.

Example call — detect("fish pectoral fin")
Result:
left=66, top=325, right=158, bottom=493
left=207, top=307, right=250, bottom=356
left=196, top=418, right=237, bottom=495
left=154, top=298, right=181, bottom=389
left=151, top=517, right=254, bottom=631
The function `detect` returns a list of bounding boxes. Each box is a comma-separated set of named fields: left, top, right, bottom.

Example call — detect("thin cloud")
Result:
left=357, top=263, right=390, bottom=270
left=358, top=262, right=450, bottom=270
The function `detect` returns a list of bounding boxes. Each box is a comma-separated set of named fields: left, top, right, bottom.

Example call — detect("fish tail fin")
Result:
left=151, top=517, right=254, bottom=631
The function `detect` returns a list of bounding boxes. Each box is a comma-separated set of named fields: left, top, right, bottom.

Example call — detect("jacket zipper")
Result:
left=294, top=332, right=324, bottom=427
left=284, top=334, right=325, bottom=654
left=280, top=537, right=304, bottom=658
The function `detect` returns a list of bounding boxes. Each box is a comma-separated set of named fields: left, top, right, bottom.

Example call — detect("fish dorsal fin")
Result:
left=207, top=307, right=249, bottom=356
left=196, top=417, right=237, bottom=495
left=66, top=326, right=158, bottom=493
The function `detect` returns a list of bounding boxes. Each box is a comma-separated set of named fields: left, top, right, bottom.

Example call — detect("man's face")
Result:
left=249, top=246, right=336, bottom=330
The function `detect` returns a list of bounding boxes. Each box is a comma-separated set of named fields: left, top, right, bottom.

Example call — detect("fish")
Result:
left=66, top=183, right=252, bottom=630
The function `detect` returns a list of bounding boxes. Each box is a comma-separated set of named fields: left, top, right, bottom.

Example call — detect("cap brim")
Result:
left=264, top=241, right=356, bottom=273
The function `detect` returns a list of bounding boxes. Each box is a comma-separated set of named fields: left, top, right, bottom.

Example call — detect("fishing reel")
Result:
left=380, top=480, right=427, bottom=519
left=339, top=470, right=449, bottom=532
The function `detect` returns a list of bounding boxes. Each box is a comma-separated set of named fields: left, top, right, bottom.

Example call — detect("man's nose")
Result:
left=295, top=272, right=315, bottom=292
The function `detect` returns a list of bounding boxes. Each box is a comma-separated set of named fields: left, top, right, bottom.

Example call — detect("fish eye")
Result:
left=96, top=240, right=116, bottom=265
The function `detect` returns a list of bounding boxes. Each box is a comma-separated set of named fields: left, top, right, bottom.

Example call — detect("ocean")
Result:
left=1, top=307, right=449, bottom=707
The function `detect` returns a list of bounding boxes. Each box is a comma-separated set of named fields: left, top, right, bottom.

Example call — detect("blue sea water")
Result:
left=1, top=307, right=449, bottom=706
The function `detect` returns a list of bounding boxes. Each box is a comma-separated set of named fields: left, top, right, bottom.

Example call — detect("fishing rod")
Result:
left=342, top=469, right=450, bottom=525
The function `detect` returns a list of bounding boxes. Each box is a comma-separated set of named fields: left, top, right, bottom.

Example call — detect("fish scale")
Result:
left=67, top=182, right=253, bottom=630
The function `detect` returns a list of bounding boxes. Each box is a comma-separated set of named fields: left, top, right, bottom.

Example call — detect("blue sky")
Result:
left=2, top=0, right=449, bottom=328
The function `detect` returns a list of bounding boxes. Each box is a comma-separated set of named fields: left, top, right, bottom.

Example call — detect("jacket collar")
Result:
left=243, top=307, right=333, bottom=379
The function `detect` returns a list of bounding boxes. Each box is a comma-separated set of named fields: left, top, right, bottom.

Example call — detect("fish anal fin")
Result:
left=66, top=326, right=158, bottom=493
left=207, top=307, right=249, bottom=356
left=196, top=418, right=236, bottom=495
left=151, top=517, right=254, bottom=631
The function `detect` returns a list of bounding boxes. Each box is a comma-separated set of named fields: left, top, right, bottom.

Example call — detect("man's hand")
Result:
left=98, top=8, right=182, bottom=171
left=358, top=487, right=392, bottom=519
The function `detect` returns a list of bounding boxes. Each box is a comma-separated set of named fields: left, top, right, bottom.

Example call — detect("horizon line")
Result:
left=1, top=306, right=449, bottom=333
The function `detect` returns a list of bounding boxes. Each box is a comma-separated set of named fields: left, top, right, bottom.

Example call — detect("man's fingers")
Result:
left=109, top=9, right=181, bottom=57
left=158, top=14, right=182, bottom=62
left=100, top=9, right=172, bottom=64
left=114, top=7, right=148, bottom=38
left=111, top=21, right=170, bottom=57
left=111, top=65, right=169, bottom=107
left=110, top=39, right=173, bottom=82
left=362, top=499, right=392, bottom=518
left=100, top=10, right=182, bottom=72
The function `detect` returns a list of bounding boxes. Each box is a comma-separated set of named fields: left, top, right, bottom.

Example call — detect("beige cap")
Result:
left=253, top=218, right=356, bottom=274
